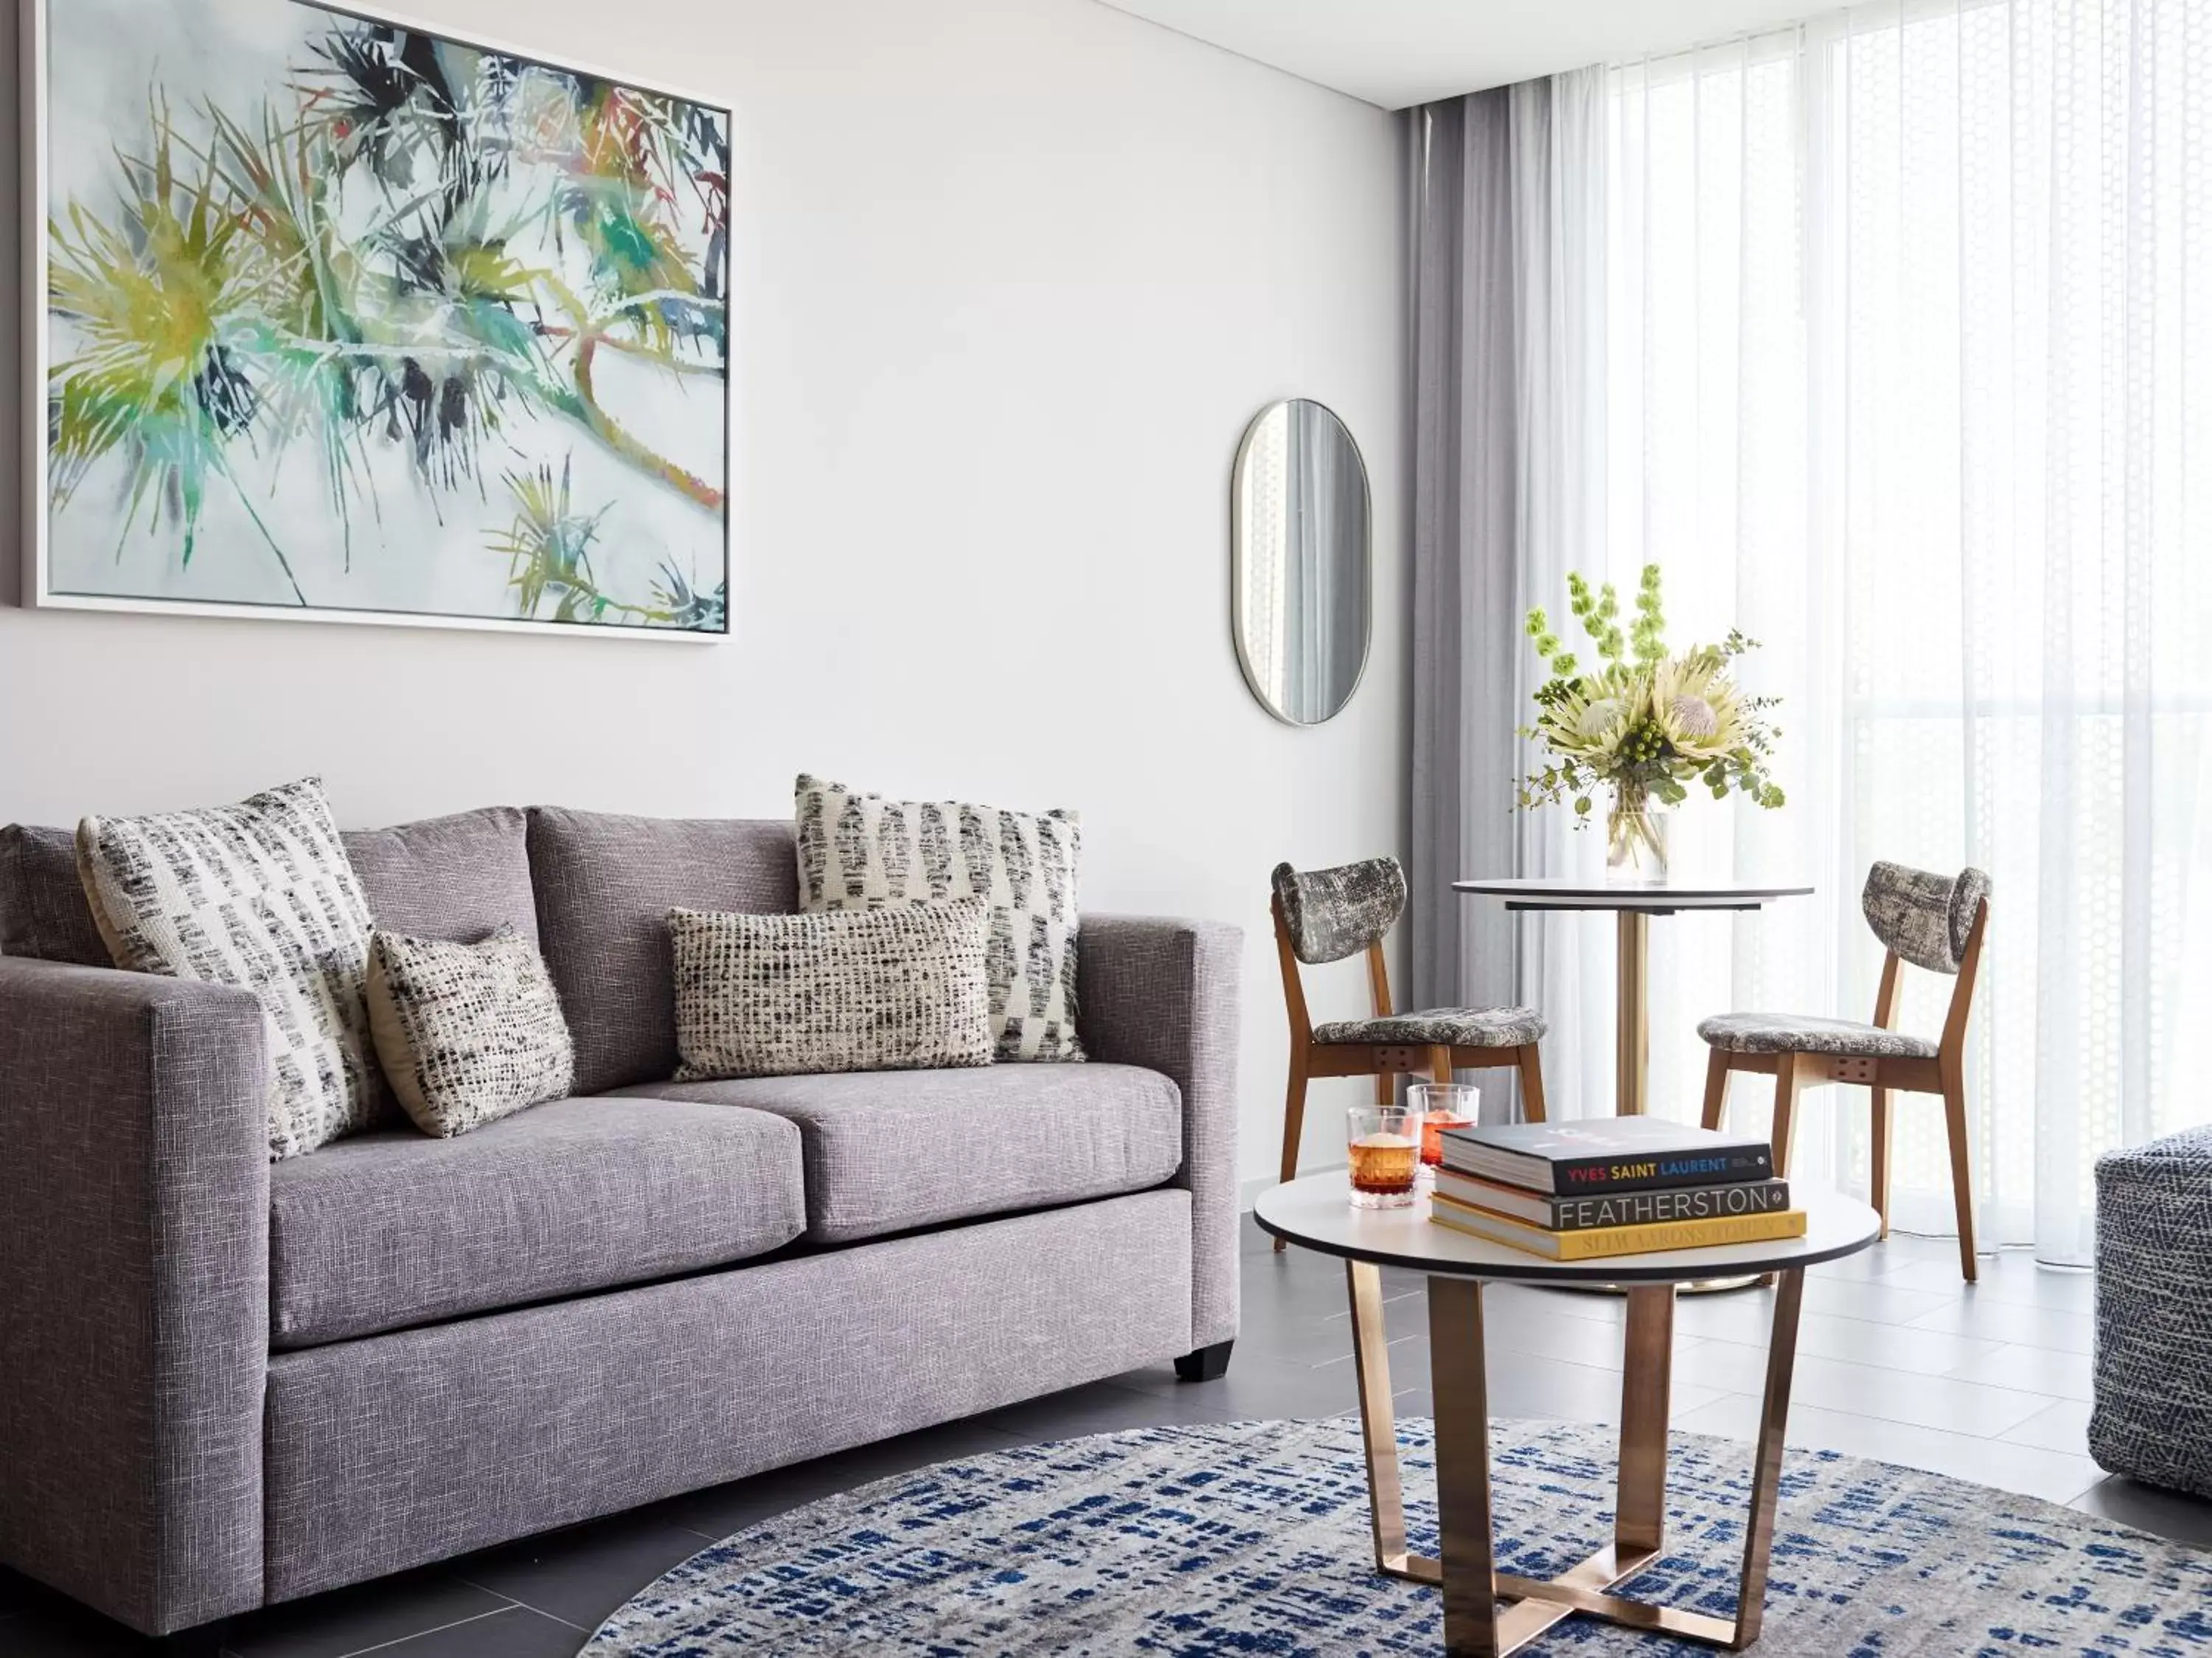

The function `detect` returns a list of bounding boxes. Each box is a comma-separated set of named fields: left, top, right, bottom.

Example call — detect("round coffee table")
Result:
left=1254, top=1175, right=1881, bottom=1657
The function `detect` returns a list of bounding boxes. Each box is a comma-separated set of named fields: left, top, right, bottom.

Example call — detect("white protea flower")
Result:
left=1668, top=692, right=1719, bottom=740
left=1575, top=697, right=1627, bottom=741
left=1652, top=654, right=1743, bottom=760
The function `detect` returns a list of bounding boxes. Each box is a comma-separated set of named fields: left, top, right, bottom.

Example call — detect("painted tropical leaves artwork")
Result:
left=38, top=0, right=730, bottom=634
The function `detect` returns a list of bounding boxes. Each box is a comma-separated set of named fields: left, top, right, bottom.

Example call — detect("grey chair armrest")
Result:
left=1079, top=916, right=1242, bottom=1350
left=0, top=957, right=271, bottom=1634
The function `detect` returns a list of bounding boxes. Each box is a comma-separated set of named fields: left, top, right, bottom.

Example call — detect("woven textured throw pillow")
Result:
left=793, top=775, right=1083, bottom=1062
left=669, top=900, right=993, bottom=1081
left=366, top=928, right=576, bottom=1137
left=75, top=776, right=383, bottom=1159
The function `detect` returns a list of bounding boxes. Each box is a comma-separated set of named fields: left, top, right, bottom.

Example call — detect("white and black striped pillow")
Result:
left=793, top=775, right=1083, bottom=1062
left=76, top=777, right=383, bottom=1159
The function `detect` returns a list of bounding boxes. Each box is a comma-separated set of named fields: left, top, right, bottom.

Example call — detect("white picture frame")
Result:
left=21, top=0, right=734, bottom=642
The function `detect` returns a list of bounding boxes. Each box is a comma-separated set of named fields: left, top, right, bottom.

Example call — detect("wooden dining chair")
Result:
left=1698, top=861, right=1992, bottom=1281
left=1271, top=856, right=1548, bottom=1250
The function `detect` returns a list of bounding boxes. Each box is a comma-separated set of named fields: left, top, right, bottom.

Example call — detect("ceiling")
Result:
left=1096, top=0, right=1822, bottom=109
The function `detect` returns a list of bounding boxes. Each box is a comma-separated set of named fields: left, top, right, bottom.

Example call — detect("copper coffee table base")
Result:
left=1346, top=1260, right=1806, bottom=1657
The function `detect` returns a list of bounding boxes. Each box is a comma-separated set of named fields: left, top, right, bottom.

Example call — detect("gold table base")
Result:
left=1348, top=1260, right=1805, bottom=1656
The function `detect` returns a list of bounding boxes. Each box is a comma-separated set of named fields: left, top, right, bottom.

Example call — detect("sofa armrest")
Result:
left=1079, top=916, right=1242, bottom=1350
left=0, top=957, right=271, bottom=1634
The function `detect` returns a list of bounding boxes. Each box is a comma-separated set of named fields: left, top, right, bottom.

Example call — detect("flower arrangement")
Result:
left=1517, top=565, right=1784, bottom=873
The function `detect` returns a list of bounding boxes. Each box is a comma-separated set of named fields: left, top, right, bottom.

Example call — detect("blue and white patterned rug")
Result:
left=584, top=1415, right=2212, bottom=1654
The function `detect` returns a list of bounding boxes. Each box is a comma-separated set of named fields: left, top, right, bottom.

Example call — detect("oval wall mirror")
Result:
left=1231, top=398, right=1371, bottom=726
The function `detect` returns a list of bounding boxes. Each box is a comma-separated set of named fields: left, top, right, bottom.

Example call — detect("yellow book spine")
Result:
left=1548, top=1209, right=1806, bottom=1260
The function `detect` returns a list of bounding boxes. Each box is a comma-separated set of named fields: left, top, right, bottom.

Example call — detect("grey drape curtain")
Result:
left=1408, top=71, right=1609, bottom=1114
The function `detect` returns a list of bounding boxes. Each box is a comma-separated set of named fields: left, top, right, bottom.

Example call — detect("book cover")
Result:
left=1432, top=1168, right=1792, bottom=1232
left=1439, top=1116, right=1773, bottom=1196
left=1427, top=1196, right=1808, bottom=1260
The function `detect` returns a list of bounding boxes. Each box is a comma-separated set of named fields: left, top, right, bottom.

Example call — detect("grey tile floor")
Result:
left=4, top=1213, right=2208, bottom=1656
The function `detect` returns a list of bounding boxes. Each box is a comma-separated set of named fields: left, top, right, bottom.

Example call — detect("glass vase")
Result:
left=1606, top=783, right=1670, bottom=879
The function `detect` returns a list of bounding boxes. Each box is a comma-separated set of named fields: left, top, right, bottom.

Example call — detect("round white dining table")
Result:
left=1451, top=878, right=1812, bottom=1119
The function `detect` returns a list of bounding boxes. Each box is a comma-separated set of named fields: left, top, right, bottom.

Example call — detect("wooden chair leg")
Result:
left=1429, top=1046, right=1454, bottom=1087
left=1700, top=1047, right=1731, bottom=1132
left=1869, top=1085, right=1893, bottom=1241
left=1769, top=1053, right=1802, bottom=1176
left=1941, top=1072, right=1979, bottom=1283
left=1516, top=1043, right=1547, bottom=1123
left=1276, top=1059, right=1310, bottom=1253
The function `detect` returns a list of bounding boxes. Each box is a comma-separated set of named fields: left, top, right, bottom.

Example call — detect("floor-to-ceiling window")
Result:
left=1579, top=0, right=2212, bottom=1264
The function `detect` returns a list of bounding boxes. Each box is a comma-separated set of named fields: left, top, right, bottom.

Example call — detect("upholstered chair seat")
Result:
left=1315, top=1007, right=1547, bottom=1048
left=1695, top=1012, right=1936, bottom=1061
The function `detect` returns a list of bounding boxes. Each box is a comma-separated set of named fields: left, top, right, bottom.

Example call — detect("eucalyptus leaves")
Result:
left=1517, top=566, right=1784, bottom=868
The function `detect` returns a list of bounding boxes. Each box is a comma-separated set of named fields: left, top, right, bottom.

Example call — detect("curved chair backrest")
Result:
left=1270, top=856, right=1408, bottom=965
left=1861, top=861, right=1992, bottom=975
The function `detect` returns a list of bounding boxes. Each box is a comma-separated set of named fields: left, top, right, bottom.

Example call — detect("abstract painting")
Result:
left=24, top=0, right=731, bottom=637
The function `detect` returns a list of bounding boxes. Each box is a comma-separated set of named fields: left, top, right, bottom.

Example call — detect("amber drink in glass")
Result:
left=1346, top=1105, right=1420, bottom=1209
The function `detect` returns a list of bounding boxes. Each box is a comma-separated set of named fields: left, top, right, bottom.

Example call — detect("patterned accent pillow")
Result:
left=793, top=775, right=1083, bottom=1062
left=669, top=901, right=993, bottom=1081
left=75, top=777, right=383, bottom=1159
left=366, top=929, right=576, bottom=1137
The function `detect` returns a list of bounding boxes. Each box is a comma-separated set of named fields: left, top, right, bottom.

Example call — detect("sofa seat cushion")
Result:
left=612, top=1064, right=1183, bottom=1245
left=268, top=1097, right=804, bottom=1348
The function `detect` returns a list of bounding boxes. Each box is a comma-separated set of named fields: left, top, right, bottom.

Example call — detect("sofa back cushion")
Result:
left=1, top=805, right=538, bottom=965
left=528, top=808, right=799, bottom=1093
left=344, top=808, right=539, bottom=947
left=0, top=824, right=106, bottom=965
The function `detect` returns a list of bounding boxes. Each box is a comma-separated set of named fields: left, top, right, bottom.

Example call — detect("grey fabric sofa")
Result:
left=2090, top=1127, right=2212, bottom=1499
left=0, top=805, right=1242, bottom=1637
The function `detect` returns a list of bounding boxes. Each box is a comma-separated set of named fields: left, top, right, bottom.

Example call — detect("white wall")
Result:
left=0, top=0, right=1408, bottom=1191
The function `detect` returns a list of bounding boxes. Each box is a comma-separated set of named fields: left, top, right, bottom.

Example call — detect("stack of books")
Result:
left=1428, top=1117, right=1802, bottom=1260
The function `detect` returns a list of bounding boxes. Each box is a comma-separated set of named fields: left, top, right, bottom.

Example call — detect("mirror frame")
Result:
left=1229, top=398, right=1373, bottom=727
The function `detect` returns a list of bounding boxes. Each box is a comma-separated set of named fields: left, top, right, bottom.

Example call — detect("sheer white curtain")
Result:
left=1539, top=0, right=2212, bottom=1265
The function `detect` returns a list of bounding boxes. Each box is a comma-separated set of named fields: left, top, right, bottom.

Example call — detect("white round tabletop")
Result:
left=1453, top=876, right=1813, bottom=912
left=1254, top=1174, right=1881, bottom=1284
